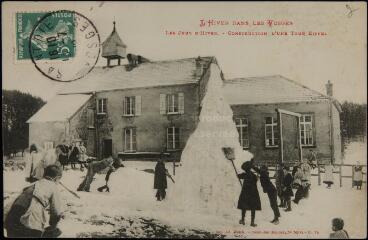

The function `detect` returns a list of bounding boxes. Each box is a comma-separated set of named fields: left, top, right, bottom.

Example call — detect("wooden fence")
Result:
left=254, top=163, right=366, bottom=187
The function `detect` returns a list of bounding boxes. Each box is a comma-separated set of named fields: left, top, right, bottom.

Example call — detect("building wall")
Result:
left=68, top=97, right=96, bottom=156
left=332, top=102, right=342, bottom=163
left=29, top=121, right=67, bottom=149
left=230, top=101, right=342, bottom=165
left=95, top=84, right=200, bottom=160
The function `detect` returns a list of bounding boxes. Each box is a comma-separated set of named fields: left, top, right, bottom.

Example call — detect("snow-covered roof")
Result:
left=58, top=57, right=214, bottom=94
left=27, top=94, right=92, bottom=123
left=224, top=75, right=331, bottom=105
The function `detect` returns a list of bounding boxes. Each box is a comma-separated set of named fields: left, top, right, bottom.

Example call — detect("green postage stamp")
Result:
left=16, top=12, right=76, bottom=60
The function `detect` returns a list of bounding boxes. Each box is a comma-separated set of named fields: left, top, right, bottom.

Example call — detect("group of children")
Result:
left=235, top=158, right=351, bottom=238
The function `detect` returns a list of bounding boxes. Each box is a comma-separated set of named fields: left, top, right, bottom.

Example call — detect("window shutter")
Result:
left=104, top=99, right=108, bottom=114
left=135, top=96, right=141, bottom=116
left=122, top=97, right=126, bottom=115
left=160, top=94, right=166, bottom=115
left=133, top=128, right=137, bottom=151
left=178, top=92, right=184, bottom=114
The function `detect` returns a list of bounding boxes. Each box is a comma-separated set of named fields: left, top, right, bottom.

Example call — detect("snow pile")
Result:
left=168, top=63, right=253, bottom=215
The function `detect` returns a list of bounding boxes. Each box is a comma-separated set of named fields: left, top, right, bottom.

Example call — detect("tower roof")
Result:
left=102, top=21, right=127, bottom=59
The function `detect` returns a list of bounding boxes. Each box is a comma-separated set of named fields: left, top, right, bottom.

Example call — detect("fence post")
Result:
left=173, top=158, right=176, bottom=176
left=339, top=164, right=342, bottom=187
left=317, top=164, right=321, bottom=186
left=351, top=166, right=354, bottom=188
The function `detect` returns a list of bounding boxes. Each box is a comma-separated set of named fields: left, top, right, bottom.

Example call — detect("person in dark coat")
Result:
left=154, top=156, right=168, bottom=201
left=68, top=143, right=80, bottom=169
left=259, top=165, right=281, bottom=224
left=237, top=161, right=261, bottom=227
left=56, top=143, right=69, bottom=170
left=282, top=166, right=294, bottom=211
left=274, top=163, right=285, bottom=208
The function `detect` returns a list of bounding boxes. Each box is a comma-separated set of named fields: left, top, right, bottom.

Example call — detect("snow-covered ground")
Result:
left=3, top=155, right=366, bottom=238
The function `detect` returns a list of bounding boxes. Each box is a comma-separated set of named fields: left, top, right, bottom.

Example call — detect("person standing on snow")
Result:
left=282, top=166, right=294, bottom=212
left=5, top=165, right=64, bottom=238
left=353, top=161, right=363, bottom=190
left=25, top=144, right=43, bottom=183
left=274, top=163, right=285, bottom=208
left=237, top=161, right=261, bottom=227
left=259, top=165, right=280, bottom=224
left=154, top=155, right=168, bottom=201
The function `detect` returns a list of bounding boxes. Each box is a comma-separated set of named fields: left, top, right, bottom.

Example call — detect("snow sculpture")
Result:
left=168, top=63, right=253, bottom=215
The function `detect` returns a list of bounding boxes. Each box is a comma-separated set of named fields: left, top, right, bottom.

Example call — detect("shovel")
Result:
left=222, top=147, right=242, bottom=187
left=59, top=181, right=81, bottom=199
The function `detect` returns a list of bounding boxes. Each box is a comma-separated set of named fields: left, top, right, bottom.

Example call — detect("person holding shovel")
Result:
left=237, top=161, right=261, bottom=227
left=77, top=156, right=115, bottom=192
left=154, top=154, right=174, bottom=201
left=98, top=158, right=125, bottom=193
left=5, top=165, right=64, bottom=238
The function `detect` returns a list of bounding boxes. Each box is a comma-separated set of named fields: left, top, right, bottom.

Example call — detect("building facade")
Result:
left=224, top=77, right=342, bottom=165
left=27, top=23, right=343, bottom=165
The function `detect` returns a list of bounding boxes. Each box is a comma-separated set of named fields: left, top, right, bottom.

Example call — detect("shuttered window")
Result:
left=123, top=96, right=141, bottom=116
left=164, top=92, right=184, bottom=114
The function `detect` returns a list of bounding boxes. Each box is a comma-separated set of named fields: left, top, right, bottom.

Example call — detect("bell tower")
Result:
left=102, top=21, right=127, bottom=66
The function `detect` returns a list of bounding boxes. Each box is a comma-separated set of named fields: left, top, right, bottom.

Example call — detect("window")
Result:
left=123, top=96, right=135, bottom=116
left=265, top=117, right=279, bottom=147
left=97, top=98, right=107, bottom=114
left=124, top=128, right=137, bottom=152
left=167, top=127, right=180, bottom=150
left=235, top=118, right=249, bottom=149
left=300, top=114, right=314, bottom=146
left=44, top=141, right=54, bottom=150
left=161, top=93, right=184, bottom=114
left=167, top=94, right=179, bottom=114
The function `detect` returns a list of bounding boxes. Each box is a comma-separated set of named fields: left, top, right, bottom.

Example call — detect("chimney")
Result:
left=325, top=80, right=333, bottom=97
left=195, top=56, right=203, bottom=77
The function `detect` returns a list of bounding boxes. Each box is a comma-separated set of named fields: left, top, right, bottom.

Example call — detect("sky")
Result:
left=2, top=2, right=367, bottom=103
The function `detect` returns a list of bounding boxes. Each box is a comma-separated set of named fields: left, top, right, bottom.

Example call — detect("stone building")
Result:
left=224, top=76, right=342, bottom=164
left=27, top=22, right=342, bottom=164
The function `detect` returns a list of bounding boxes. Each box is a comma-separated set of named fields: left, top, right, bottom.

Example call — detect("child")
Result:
left=237, top=161, right=261, bottom=227
left=282, top=166, right=294, bottom=212
left=353, top=161, right=363, bottom=190
left=5, top=165, right=64, bottom=238
left=259, top=165, right=280, bottom=224
left=154, top=156, right=168, bottom=201
left=274, top=164, right=285, bottom=208
left=329, top=218, right=349, bottom=239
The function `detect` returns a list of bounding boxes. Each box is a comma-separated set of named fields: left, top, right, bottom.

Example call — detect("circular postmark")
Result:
left=29, top=10, right=100, bottom=82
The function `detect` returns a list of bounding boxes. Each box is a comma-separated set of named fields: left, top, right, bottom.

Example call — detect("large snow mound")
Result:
left=168, top=63, right=253, bottom=215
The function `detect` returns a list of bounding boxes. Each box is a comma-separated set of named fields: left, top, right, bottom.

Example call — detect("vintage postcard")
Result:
left=2, top=1, right=367, bottom=238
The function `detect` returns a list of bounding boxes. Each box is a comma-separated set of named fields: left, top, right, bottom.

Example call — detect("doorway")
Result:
left=103, top=139, right=113, bottom=158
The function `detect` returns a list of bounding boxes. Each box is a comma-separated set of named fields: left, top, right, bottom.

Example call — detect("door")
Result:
left=103, top=139, right=112, bottom=158
left=276, top=109, right=302, bottom=166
